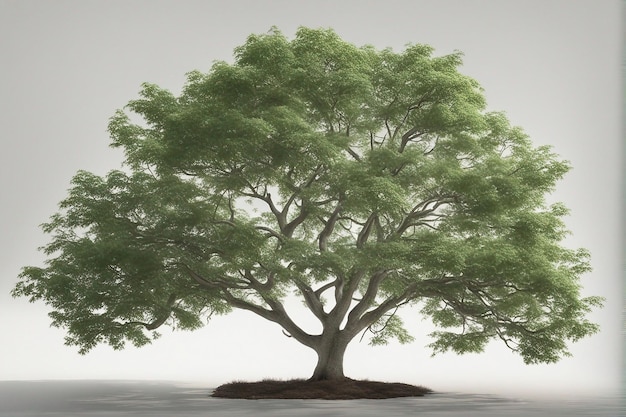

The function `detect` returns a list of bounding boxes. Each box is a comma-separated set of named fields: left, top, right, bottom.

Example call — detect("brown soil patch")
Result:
left=211, top=378, right=433, bottom=399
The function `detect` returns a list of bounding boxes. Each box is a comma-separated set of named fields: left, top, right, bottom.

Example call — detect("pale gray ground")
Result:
left=0, top=381, right=622, bottom=417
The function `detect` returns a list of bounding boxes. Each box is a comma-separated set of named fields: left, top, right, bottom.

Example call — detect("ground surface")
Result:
left=0, top=381, right=621, bottom=416
left=211, top=378, right=433, bottom=399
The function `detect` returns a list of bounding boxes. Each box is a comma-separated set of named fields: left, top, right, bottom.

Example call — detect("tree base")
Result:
left=211, top=378, right=432, bottom=399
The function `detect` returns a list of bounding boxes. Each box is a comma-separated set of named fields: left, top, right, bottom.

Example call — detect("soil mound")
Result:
left=211, top=378, right=432, bottom=399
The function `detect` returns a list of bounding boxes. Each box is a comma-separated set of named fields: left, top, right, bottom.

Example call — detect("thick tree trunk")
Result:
left=309, top=331, right=349, bottom=381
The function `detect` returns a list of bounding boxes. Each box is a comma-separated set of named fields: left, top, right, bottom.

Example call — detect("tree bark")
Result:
left=309, top=330, right=349, bottom=381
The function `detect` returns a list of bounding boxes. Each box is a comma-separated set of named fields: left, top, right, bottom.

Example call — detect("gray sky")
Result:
left=0, top=0, right=622, bottom=398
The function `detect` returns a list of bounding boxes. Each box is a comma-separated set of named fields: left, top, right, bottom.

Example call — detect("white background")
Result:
left=0, top=0, right=622, bottom=399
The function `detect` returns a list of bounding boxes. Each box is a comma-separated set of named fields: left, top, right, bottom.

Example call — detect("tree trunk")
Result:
left=309, top=331, right=349, bottom=381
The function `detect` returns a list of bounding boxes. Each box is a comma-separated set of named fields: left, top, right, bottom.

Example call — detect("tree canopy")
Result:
left=13, top=27, right=602, bottom=380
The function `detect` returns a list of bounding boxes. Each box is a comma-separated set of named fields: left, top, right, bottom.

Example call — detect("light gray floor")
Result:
left=0, top=381, right=621, bottom=417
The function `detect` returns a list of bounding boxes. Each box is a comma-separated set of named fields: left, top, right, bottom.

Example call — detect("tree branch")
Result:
left=329, top=269, right=366, bottom=321
left=117, top=293, right=178, bottom=331
left=184, top=266, right=250, bottom=290
left=395, top=195, right=458, bottom=236
left=359, top=304, right=405, bottom=343
left=192, top=269, right=320, bottom=349
left=399, top=127, right=421, bottom=153
left=255, top=225, right=284, bottom=242
left=284, top=199, right=310, bottom=237
left=314, top=279, right=339, bottom=298
left=241, top=184, right=286, bottom=231
left=294, top=279, right=327, bottom=321
left=346, top=147, right=361, bottom=161
left=348, top=283, right=419, bottom=339
left=345, top=270, right=390, bottom=327
left=356, top=213, right=377, bottom=248
left=318, top=202, right=343, bottom=251
left=240, top=268, right=275, bottom=293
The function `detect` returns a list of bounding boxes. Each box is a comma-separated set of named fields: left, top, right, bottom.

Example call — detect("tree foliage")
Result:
left=14, top=27, right=602, bottom=372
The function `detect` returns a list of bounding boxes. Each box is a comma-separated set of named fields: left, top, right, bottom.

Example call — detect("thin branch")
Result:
left=399, top=127, right=421, bottom=153
left=227, top=192, right=236, bottom=222
left=220, top=289, right=277, bottom=323
left=385, top=119, right=393, bottom=141
left=356, top=213, right=377, bottom=248
left=118, top=293, right=178, bottom=331
left=424, top=137, right=439, bottom=155
left=345, top=270, right=390, bottom=326
left=395, top=195, right=458, bottom=236
left=313, top=280, right=339, bottom=298
left=318, top=202, right=343, bottom=251
left=359, top=304, right=402, bottom=343
left=294, top=279, right=327, bottom=321
left=241, top=184, right=285, bottom=231
left=349, top=283, right=419, bottom=338
left=284, top=200, right=310, bottom=237
left=241, top=269, right=275, bottom=293
left=200, top=275, right=320, bottom=349
left=255, top=225, right=284, bottom=242
left=346, top=147, right=361, bottom=161
left=183, top=264, right=249, bottom=290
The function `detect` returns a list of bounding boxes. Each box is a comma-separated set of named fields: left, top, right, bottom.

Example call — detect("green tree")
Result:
left=13, top=27, right=602, bottom=381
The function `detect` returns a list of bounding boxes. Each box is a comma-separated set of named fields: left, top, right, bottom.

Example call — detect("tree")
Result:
left=13, top=27, right=603, bottom=381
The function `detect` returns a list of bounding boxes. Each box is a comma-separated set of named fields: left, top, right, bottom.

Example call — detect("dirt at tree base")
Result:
left=211, top=378, right=433, bottom=399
